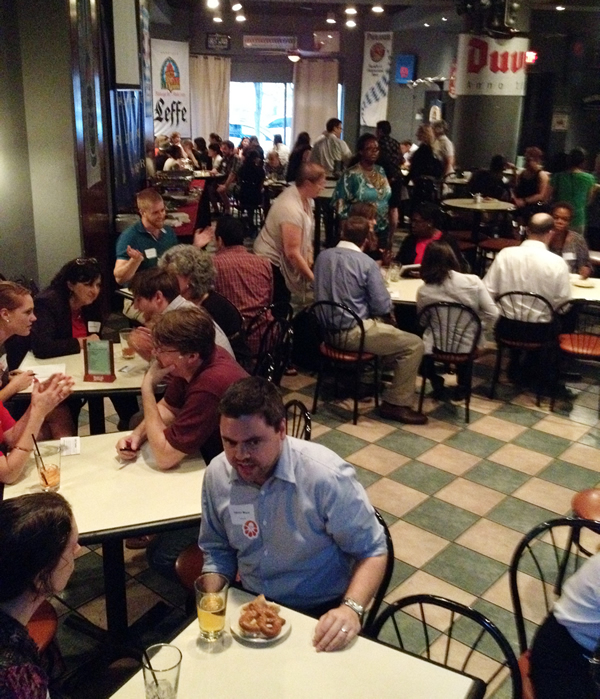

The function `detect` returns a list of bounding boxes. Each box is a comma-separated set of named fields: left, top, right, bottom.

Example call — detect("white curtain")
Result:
left=292, top=59, right=339, bottom=144
left=189, top=55, right=231, bottom=139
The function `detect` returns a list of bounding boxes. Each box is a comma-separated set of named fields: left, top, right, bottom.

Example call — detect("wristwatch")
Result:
left=343, top=597, right=365, bottom=620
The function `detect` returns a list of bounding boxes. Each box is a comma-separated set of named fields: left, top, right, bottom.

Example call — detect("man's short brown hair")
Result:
left=152, top=306, right=215, bottom=359
left=342, top=216, right=369, bottom=247
left=129, top=268, right=180, bottom=303
left=136, top=188, right=163, bottom=212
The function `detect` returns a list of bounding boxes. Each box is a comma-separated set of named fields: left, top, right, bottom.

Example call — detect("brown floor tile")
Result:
left=456, top=519, right=528, bottom=565
left=487, top=443, right=553, bottom=475
left=468, top=395, right=505, bottom=415
left=387, top=520, right=450, bottom=568
left=418, top=444, right=481, bottom=475
left=310, top=422, right=331, bottom=439
left=533, top=415, right=590, bottom=442
left=386, top=569, right=476, bottom=612
left=512, top=478, right=576, bottom=515
left=401, top=418, right=460, bottom=443
left=280, top=374, right=316, bottom=391
left=435, top=479, right=506, bottom=517
left=483, top=571, right=553, bottom=625
left=347, top=444, right=410, bottom=475
left=468, top=415, right=527, bottom=442
left=366, top=479, right=428, bottom=518
left=338, top=417, right=397, bottom=442
left=77, top=579, right=163, bottom=631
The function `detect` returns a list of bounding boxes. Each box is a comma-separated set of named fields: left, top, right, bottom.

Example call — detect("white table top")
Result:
left=570, top=275, right=600, bottom=302
left=4, top=433, right=205, bottom=542
left=443, top=198, right=516, bottom=212
left=110, top=589, right=480, bottom=699
left=19, top=348, right=148, bottom=394
left=387, top=278, right=424, bottom=305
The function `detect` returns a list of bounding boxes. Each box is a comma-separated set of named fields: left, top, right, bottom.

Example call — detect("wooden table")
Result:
left=443, top=198, right=516, bottom=244
left=4, top=432, right=205, bottom=641
left=110, top=588, right=484, bottom=699
left=18, top=347, right=148, bottom=434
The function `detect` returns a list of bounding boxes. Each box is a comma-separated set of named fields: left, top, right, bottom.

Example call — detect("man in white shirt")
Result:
left=310, top=118, right=352, bottom=177
left=432, top=121, right=455, bottom=177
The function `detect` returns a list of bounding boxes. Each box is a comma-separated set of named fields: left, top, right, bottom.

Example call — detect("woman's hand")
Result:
left=7, top=370, right=35, bottom=393
left=31, top=375, right=73, bottom=416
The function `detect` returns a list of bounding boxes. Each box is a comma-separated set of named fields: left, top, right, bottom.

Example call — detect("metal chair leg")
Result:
left=490, top=345, right=503, bottom=399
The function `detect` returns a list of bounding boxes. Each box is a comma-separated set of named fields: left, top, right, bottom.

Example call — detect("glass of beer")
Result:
left=119, top=329, right=136, bottom=359
left=194, top=573, right=229, bottom=641
left=33, top=444, right=61, bottom=492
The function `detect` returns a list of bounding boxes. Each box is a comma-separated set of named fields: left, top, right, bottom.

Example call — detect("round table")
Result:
left=442, top=198, right=516, bottom=244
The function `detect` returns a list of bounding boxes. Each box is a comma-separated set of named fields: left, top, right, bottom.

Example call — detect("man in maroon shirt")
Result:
left=213, top=216, right=273, bottom=323
left=116, top=306, right=248, bottom=468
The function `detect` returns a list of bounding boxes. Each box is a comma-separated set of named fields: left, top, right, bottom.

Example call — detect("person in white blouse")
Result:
left=417, top=240, right=499, bottom=400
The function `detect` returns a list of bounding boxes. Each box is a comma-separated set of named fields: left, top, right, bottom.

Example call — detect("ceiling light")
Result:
left=345, top=18, right=356, bottom=27
left=207, top=0, right=219, bottom=8
left=288, top=52, right=301, bottom=63
left=345, top=6, right=357, bottom=15
left=556, top=4, right=565, bottom=9
left=372, top=4, right=384, bottom=13
left=441, top=16, right=448, bottom=21
left=424, top=22, right=430, bottom=27
left=231, top=0, right=242, bottom=10
left=235, top=10, right=246, bottom=21
left=326, top=11, right=336, bottom=23
left=213, top=13, right=223, bottom=22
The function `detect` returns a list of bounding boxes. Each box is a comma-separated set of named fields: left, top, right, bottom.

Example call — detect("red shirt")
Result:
left=213, top=246, right=273, bottom=321
left=414, top=230, right=443, bottom=265
left=71, top=311, right=87, bottom=339
left=0, top=402, right=16, bottom=457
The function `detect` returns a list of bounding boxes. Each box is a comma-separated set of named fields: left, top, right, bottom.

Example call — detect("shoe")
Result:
left=125, top=535, right=155, bottom=550
left=379, top=402, right=428, bottom=425
left=430, top=375, right=446, bottom=400
left=452, top=385, right=468, bottom=402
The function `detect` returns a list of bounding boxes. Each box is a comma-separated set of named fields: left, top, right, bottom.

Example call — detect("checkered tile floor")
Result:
left=52, top=350, right=600, bottom=697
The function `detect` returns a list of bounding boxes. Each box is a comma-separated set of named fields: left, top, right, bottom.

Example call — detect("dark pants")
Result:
left=271, top=264, right=291, bottom=306
left=146, top=525, right=199, bottom=582
left=530, top=614, right=600, bottom=699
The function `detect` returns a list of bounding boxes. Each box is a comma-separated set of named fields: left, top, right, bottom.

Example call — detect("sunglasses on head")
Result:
left=75, top=257, right=98, bottom=265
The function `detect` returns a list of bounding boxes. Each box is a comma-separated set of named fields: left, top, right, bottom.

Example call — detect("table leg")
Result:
left=102, top=539, right=129, bottom=642
left=472, top=210, right=483, bottom=244
left=87, top=395, right=106, bottom=435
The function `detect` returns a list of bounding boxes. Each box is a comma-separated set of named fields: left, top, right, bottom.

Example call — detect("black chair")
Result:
left=362, top=510, right=394, bottom=636
left=508, top=517, right=600, bottom=697
left=490, top=291, right=558, bottom=405
left=284, top=399, right=311, bottom=440
left=308, top=301, right=379, bottom=425
left=245, top=302, right=294, bottom=361
left=252, top=316, right=293, bottom=386
left=550, top=299, right=600, bottom=416
left=416, top=302, right=482, bottom=423
left=370, top=594, right=521, bottom=698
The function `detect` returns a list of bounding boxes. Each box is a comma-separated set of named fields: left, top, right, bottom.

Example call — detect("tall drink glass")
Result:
left=142, top=644, right=181, bottom=699
left=194, top=573, right=229, bottom=641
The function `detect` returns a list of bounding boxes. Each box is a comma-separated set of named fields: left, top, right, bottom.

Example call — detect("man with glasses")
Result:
left=116, top=306, right=247, bottom=470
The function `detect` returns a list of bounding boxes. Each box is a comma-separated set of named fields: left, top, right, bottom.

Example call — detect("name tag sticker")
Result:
left=145, top=248, right=157, bottom=259
left=563, top=252, right=576, bottom=261
left=88, top=321, right=101, bottom=333
left=230, top=504, right=255, bottom=525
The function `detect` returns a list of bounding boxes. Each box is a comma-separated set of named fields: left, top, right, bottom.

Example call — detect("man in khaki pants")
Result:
left=313, top=216, right=426, bottom=425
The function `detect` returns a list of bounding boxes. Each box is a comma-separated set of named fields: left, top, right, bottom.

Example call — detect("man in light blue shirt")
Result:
left=199, top=377, right=387, bottom=652
left=313, top=216, right=426, bottom=425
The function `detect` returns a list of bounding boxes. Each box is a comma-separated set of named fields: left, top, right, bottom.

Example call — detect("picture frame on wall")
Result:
left=206, top=33, right=231, bottom=51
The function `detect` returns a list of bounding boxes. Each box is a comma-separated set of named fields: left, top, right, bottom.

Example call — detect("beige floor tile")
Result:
left=279, top=374, right=316, bottom=391
left=366, top=479, right=428, bottom=518
left=512, top=478, right=576, bottom=514
left=468, top=415, right=527, bottom=441
left=310, top=422, right=331, bottom=439
left=429, top=638, right=506, bottom=692
left=281, top=390, right=313, bottom=405
left=77, top=579, right=163, bottom=631
left=435, top=479, right=506, bottom=516
left=532, top=415, right=590, bottom=441
left=511, top=393, right=551, bottom=413
left=418, top=444, right=481, bottom=475
left=456, top=519, right=524, bottom=565
left=103, top=397, right=118, bottom=417
left=79, top=424, right=91, bottom=437
left=467, top=394, right=505, bottom=415
left=574, top=391, right=600, bottom=411
left=487, top=443, right=553, bottom=475
left=386, top=569, right=475, bottom=610
left=559, top=443, right=600, bottom=471
left=338, top=417, right=397, bottom=442
left=123, top=546, right=150, bottom=577
left=483, top=571, right=554, bottom=625
left=49, top=597, right=72, bottom=618
left=347, top=444, right=410, bottom=475
left=401, top=418, right=460, bottom=443
left=387, top=520, right=450, bottom=569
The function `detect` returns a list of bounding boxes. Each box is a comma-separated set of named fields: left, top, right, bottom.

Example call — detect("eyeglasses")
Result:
left=76, top=257, right=98, bottom=265
left=154, top=346, right=181, bottom=355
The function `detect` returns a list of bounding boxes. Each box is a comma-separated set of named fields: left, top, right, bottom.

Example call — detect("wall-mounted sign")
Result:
left=207, top=33, right=231, bottom=51
left=243, top=36, right=297, bottom=51
left=455, top=33, right=529, bottom=97
left=396, top=54, right=416, bottom=84
left=551, top=112, right=569, bottom=131
left=84, top=340, right=116, bottom=383
left=360, top=32, right=393, bottom=127
left=151, top=39, right=191, bottom=137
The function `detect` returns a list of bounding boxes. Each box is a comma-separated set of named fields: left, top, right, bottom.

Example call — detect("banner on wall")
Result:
left=360, top=32, right=392, bottom=127
left=455, top=33, right=529, bottom=97
left=151, top=39, right=191, bottom=137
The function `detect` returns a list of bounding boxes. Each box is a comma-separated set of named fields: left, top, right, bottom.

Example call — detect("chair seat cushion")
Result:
left=559, top=334, right=600, bottom=357
left=27, top=600, right=58, bottom=652
left=572, top=489, right=600, bottom=520
left=320, top=343, right=376, bottom=362
left=432, top=351, right=471, bottom=363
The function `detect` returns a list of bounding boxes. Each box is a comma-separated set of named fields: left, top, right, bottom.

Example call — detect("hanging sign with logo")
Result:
left=455, top=33, right=529, bottom=97
left=151, top=39, right=191, bottom=137
left=360, top=32, right=393, bottom=126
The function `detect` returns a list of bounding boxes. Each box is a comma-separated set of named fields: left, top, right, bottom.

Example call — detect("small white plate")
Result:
left=572, top=278, right=595, bottom=288
left=230, top=616, right=291, bottom=645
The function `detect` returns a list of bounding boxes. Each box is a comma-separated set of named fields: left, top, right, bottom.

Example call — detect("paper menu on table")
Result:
left=27, top=364, right=67, bottom=381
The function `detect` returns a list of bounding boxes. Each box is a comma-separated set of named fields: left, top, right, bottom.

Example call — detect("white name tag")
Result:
left=60, top=436, right=81, bottom=455
left=230, top=504, right=255, bottom=525
left=145, top=248, right=157, bottom=260
left=563, top=252, right=576, bottom=261
left=88, top=321, right=101, bottom=333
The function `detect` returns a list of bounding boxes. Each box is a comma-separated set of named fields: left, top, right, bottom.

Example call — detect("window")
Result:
left=229, top=82, right=293, bottom=150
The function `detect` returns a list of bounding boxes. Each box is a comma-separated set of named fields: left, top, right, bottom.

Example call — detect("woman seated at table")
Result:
left=549, top=201, right=592, bottom=279
left=163, top=145, right=192, bottom=172
left=159, top=245, right=249, bottom=364
left=0, top=492, right=79, bottom=696
left=395, top=202, right=467, bottom=271
left=31, top=258, right=137, bottom=432
left=333, top=133, right=391, bottom=251
left=416, top=241, right=498, bottom=400
left=0, top=282, right=73, bottom=477
left=265, top=151, right=286, bottom=181
left=530, top=550, right=600, bottom=699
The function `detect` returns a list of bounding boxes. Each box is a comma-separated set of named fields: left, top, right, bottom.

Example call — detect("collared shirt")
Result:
left=333, top=164, right=392, bottom=236
left=199, top=436, right=386, bottom=610
left=115, top=220, right=178, bottom=273
left=310, top=131, right=352, bottom=176
left=483, top=239, right=571, bottom=320
left=164, top=295, right=234, bottom=357
left=314, top=241, right=392, bottom=324
left=213, top=245, right=273, bottom=321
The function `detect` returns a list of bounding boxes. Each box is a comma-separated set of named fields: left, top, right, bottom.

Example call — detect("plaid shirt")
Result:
left=213, top=246, right=273, bottom=321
